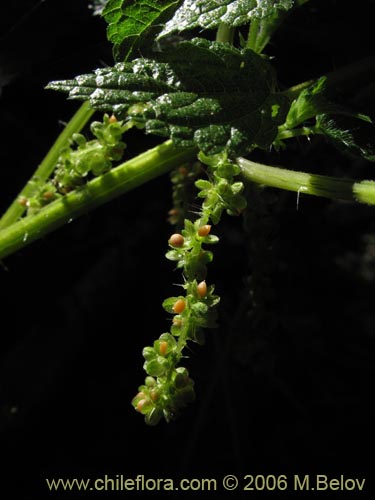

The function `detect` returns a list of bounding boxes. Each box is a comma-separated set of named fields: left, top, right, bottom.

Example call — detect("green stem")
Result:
left=237, top=157, right=375, bottom=205
left=247, top=18, right=260, bottom=51
left=0, top=101, right=94, bottom=230
left=276, top=125, right=320, bottom=141
left=215, top=23, right=234, bottom=44
left=0, top=141, right=197, bottom=260
left=247, top=2, right=305, bottom=54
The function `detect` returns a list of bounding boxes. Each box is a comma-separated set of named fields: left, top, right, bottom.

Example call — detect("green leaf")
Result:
left=103, top=0, right=182, bottom=61
left=204, top=234, right=219, bottom=244
left=47, top=38, right=289, bottom=156
left=165, top=249, right=183, bottom=261
left=284, top=77, right=373, bottom=132
left=317, top=114, right=375, bottom=162
left=159, top=0, right=294, bottom=37
left=144, top=357, right=169, bottom=377
left=142, top=346, right=156, bottom=361
left=162, top=296, right=184, bottom=313
left=285, top=77, right=329, bottom=128
left=191, top=302, right=208, bottom=315
left=145, top=407, right=164, bottom=426
left=195, top=179, right=212, bottom=191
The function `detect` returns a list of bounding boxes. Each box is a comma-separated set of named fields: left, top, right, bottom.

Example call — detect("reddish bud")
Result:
left=173, top=299, right=186, bottom=314
left=43, top=191, right=55, bottom=201
left=18, top=196, right=28, bottom=207
left=150, top=390, right=159, bottom=402
left=197, top=281, right=207, bottom=298
left=178, top=166, right=188, bottom=176
left=169, top=233, right=184, bottom=247
left=136, top=399, right=148, bottom=412
left=159, top=341, right=168, bottom=356
left=198, top=225, right=211, bottom=237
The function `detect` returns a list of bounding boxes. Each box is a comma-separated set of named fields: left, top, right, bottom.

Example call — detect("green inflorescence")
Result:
left=19, top=114, right=128, bottom=215
left=132, top=151, right=247, bottom=424
left=2, top=0, right=375, bottom=428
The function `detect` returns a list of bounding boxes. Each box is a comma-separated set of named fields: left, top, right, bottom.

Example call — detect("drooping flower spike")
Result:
left=132, top=152, right=246, bottom=424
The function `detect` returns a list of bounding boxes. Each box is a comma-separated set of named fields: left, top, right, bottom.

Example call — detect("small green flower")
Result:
left=24, top=114, right=128, bottom=216
left=133, top=150, right=246, bottom=424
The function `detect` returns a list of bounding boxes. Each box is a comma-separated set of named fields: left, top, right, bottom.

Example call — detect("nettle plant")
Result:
left=1, top=0, right=375, bottom=425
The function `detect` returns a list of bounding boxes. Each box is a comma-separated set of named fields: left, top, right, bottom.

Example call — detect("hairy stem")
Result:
left=0, top=101, right=94, bottom=230
left=276, top=125, right=321, bottom=141
left=0, top=141, right=197, bottom=260
left=237, top=157, right=375, bottom=205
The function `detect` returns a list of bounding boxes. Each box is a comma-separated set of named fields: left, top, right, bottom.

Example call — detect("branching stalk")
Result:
left=2, top=146, right=374, bottom=261
left=0, top=101, right=94, bottom=230
left=0, top=141, right=196, bottom=260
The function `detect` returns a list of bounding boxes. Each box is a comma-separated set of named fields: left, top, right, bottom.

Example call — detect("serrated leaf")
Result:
left=47, top=38, right=289, bottom=156
left=103, top=0, right=182, bottom=61
left=317, top=114, right=375, bottom=162
left=159, top=0, right=294, bottom=37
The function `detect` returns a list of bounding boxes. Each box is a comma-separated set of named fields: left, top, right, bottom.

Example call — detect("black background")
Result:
left=1, top=1, right=375, bottom=498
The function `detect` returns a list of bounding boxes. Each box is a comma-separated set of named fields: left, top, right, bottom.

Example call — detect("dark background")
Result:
left=0, top=1, right=375, bottom=498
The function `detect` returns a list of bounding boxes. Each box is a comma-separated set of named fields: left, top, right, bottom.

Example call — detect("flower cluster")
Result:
left=132, top=221, right=220, bottom=424
left=133, top=152, right=247, bottom=425
left=19, top=114, right=128, bottom=215
left=132, top=333, right=195, bottom=425
left=196, top=151, right=247, bottom=223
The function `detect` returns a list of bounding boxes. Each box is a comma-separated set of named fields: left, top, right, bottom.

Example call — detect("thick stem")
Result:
left=0, top=101, right=95, bottom=230
left=0, top=141, right=197, bottom=260
left=215, top=23, right=234, bottom=44
left=237, top=157, right=375, bottom=205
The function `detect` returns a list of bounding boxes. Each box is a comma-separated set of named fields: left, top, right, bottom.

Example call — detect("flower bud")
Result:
left=144, top=357, right=168, bottom=377
left=142, top=346, right=156, bottom=361
left=145, top=376, right=156, bottom=388
left=197, top=225, right=211, bottom=237
left=136, top=399, right=151, bottom=413
left=159, top=340, right=168, bottom=356
left=197, top=280, right=207, bottom=298
left=173, top=298, right=186, bottom=314
left=18, top=196, right=28, bottom=207
left=169, top=233, right=184, bottom=248
left=150, top=389, right=160, bottom=402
